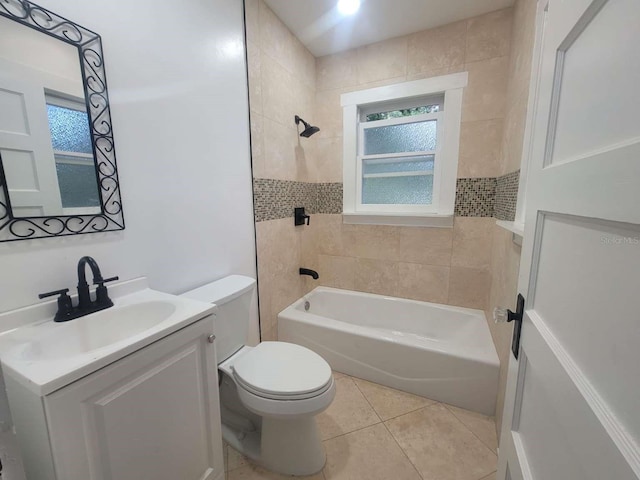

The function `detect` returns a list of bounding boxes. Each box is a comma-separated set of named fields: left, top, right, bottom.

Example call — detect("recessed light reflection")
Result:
left=337, top=0, right=361, bottom=16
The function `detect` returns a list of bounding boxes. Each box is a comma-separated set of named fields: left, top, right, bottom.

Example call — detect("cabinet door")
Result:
left=44, top=317, right=224, bottom=480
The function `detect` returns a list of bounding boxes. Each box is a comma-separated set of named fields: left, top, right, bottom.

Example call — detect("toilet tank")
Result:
left=181, top=275, right=256, bottom=363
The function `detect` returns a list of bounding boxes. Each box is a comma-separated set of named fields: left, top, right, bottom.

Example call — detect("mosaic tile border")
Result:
left=495, top=170, right=520, bottom=221
left=253, top=179, right=342, bottom=221
left=253, top=179, right=314, bottom=222
left=254, top=175, right=518, bottom=221
left=316, top=183, right=343, bottom=214
left=454, top=178, right=496, bottom=217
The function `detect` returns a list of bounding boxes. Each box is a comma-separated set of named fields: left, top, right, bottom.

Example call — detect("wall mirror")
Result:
left=0, top=0, right=124, bottom=242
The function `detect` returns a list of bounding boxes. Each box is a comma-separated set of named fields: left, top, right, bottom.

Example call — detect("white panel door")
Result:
left=45, top=317, right=224, bottom=480
left=497, top=0, right=640, bottom=479
left=0, top=74, right=62, bottom=216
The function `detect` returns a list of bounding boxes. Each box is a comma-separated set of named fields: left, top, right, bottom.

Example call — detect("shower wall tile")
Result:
left=315, top=136, right=343, bottom=182
left=452, top=217, right=495, bottom=270
left=342, top=224, right=401, bottom=261
left=253, top=178, right=291, bottom=222
left=465, top=8, right=513, bottom=63
left=462, top=56, right=509, bottom=123
left=316, top=183, right=343, bottom=214
left=258, top=0, right=295, bottom=75
left=448, top=266, right=491, bottom=310
left=356, top=36, right=408, bottom=85
left=454, top=178, right=497, bottom=217
left=494, top=170, right=519, bottom=221
left=353, top=258, right=400, bottom=296
left=255, top=217, right=302, bottom=340
left=397, top=263, right=450, bottom=304
left=397, top=227, right=453, bottom=266
left=261, top=54, right=296, bottom=129
left=318, top=254, right=356, bottom=290
left=458, top=119, right=504, bottom=178
left=244, top=0, right=260, bottom=45
left=314, top=88, right=344, bottom=140
left=249, top=113, right=265, bottom=177
left=254, top=177, right=515, bottom=221
left=316, top=49, right=359, bottom=91
left=253, top=179, right=343, bottom=221
left=407, top=20, right=467, bottom=76
left=247, top=0, right=318, bottom=343
left=247, top=41, right=263, bottom=115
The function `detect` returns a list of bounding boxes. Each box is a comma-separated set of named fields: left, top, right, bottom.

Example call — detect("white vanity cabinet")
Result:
left=5, top=316, right=224, bottom=480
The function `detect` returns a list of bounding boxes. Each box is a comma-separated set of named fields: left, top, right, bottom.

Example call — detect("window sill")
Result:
left=342, top=212, right=454, bottom=228
left=496, top=220, right=524, bottom=246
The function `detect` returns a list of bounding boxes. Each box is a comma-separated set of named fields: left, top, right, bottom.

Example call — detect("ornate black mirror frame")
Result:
left=0, top=0, right=124, bottom=242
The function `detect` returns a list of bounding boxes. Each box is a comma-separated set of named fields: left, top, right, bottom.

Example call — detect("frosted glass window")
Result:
left=364, top=120, right=436, bottom=155
left=362, top=175, right=433, bottom=205
left=363, top=155, right=434, bottom=175
left=55, top=158, right=100, bottom=209
left=46, top=104, right=92, bottom=154
left=365, top=104, right=440, bottom=122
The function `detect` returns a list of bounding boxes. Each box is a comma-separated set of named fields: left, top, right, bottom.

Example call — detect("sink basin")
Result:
left=0, top=284, right=217, bottom=396
left=21, top=301, right=177, bottom=360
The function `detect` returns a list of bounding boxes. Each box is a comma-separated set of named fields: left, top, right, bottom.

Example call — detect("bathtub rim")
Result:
left=278, top=286, right=499, bottom=368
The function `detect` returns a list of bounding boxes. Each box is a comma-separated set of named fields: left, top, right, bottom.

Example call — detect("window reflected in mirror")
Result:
left=46, top=96, right=100, bottom=212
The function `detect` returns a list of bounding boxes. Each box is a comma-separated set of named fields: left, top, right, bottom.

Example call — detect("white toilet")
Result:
left=181, top=275, right=335, bottom=476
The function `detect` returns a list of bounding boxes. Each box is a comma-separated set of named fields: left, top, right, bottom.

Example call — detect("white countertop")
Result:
left=0, top=278, right=216, bottom=396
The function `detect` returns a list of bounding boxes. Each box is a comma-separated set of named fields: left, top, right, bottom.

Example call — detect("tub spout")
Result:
left=299, top=268, right=319, bottom=280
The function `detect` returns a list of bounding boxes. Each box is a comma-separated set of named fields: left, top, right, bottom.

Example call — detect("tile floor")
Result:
left=225, top=371, right=498, bottom=480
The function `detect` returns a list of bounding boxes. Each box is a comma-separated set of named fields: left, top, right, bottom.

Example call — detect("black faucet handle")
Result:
left=38, top=288, right=73, bottom=321
left=294, top=207, right=311, bottom=226
left=38, top=288, right=70, bottom=299
left=94, top=276, right=117, bottom=308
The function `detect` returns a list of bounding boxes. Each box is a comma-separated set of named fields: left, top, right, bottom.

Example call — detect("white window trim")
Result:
left=341, top=73, right=467, bottom=227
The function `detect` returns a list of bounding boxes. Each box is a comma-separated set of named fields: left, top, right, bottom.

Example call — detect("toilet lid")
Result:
left=232, top=342, right=332, bottom=397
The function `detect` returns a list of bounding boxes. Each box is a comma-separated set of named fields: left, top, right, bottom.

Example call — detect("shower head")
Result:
left=295, top=115, right=320, bottom=138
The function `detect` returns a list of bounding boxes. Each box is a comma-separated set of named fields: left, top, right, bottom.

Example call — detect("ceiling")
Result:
left=263, top=0, right=515, bottom=57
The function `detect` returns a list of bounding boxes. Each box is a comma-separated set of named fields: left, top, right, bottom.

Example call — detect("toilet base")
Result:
left=261, top=416, right=326, bottom=476
left=222, top=416, right=326, bottom=476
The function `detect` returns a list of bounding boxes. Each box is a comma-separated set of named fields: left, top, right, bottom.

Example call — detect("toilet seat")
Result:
left=231, top=342, right=333, bottom=400
left=234, top=374, right=333, bottom=400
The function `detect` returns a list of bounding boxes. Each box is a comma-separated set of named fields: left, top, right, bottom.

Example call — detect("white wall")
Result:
left=0, top=1, right=256, bottom=316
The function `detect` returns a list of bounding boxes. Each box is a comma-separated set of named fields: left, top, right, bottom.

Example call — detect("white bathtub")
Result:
left=278, top=287, right=500, bottom=416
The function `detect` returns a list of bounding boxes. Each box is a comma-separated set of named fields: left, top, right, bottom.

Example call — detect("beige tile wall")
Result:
left=309, top=9, right=514, bottom=312
left=487, top=0, right=537, bottom=435
left=246, top=0, right=317, bottom=340
left=248, top=0, right=534, bottom=438
left=302, top=215, right=495, bottom=311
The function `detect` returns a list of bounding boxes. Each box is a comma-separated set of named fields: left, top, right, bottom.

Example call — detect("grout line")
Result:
left=382, top=420, right=425, bottom=480
left=339, top=374, right=441, bottom=423
left=321, top=419, right=383, bottom=443
left=319, top=375, right=384, bottom=442
left=378, top=400, right=440, bottom=423
left=351, top=378, right=425, bottom=479
left=442, top=403, right=499, bottom=456
left=479, top=471, right=498, bottom=480
left=351, top=377, right=433, bottom=480
left=351, top=377, right=383, bottom=423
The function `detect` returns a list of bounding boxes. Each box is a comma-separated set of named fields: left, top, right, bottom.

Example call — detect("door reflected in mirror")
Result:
left=0, top=15, right=100, bottom=218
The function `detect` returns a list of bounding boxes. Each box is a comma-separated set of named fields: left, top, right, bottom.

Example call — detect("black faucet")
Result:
left=299, top=268, right=319, bottom=280
left=39, top=256, right=118, bottom=322
left=77, top=256, right=112, bottom=309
